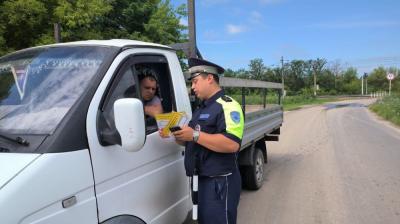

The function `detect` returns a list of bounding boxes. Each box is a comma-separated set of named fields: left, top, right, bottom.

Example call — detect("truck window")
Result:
left=98, top=61, right=138, bottom=146
left=98, top=54, right=175, bottom=146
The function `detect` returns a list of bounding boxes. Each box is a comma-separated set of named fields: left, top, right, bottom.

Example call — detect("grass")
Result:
left=230, top=94, right=341, bottom=111
left=369, top=95, right=400, bottom=126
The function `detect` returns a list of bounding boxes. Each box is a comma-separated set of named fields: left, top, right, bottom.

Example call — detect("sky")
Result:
left=171, top=0, right=400, bottom=76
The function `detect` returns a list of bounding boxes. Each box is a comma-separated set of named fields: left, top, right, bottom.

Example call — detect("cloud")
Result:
left=201, top=29, right=240, bottom=45
left=343, top=56, right=400, bottom=74
left=203, top=30, right=220, bottom=40
left=226, top=24, right=246, bottom=34
left=249, top=11, right=263, bottom=24
left=350, top=56, right=400, bottom=64
left=308, top=20, right=400, bottom=29
left=200, top=40, right=241, bottom=44
left=200, top=0, right=230, bottom=7
left=225, top=11, right=267, bottom=36
left=273, top=44, right=310, bottom=60
left=259, top=0, right=286, bottom=5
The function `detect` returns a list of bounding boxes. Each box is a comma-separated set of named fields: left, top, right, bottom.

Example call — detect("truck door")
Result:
left=86, top=50, right=191, bottom=224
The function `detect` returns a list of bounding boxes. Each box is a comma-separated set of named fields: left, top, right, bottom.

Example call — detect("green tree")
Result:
left=0, top=0, right=48, bottom=51
left=329, top=59, right=343, bottom=91
left=0, top=24, right=6, bottom=55
left=341, top=67, right=359, bottom=94
left=368, top=67, right=389, bottom=93
left=248, top=58, right=265, bottom=80
left=223, top=68, right=236, bottom=78
left=311, top=58, right=327, bottom=95
left=318, top=69, right=336, bottom=94
left=142, top=0, right=186, bottom=44
left=264, top=67, right=280, bottom=82
left=392, top=77, right=400, bottom=94
left=53, top=0, right=112, bottom=41
left=0, top=0, right=187, bottom=56
left=286, top=60, right=306, bottom=94
left=303, top=60, right=314, bottom=88
left=99, top=0, right=157, bottom=39
left=236, top=68, right=250, bottom=79
left=388, top=68, right=400, bottom=94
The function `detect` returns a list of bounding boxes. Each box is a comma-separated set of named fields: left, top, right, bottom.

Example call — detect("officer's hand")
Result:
left=171, top=125, right=194, bottom=142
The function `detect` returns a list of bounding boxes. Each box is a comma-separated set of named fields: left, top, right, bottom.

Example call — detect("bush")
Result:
left=300, top=87, right=314, bottom=97
left=328, top=89, right=338, bottom=95
left=370, top=95, right=400, bottom=126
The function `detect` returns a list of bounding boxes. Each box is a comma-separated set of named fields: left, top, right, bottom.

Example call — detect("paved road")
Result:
left=238, top=99, right=400, bottom=224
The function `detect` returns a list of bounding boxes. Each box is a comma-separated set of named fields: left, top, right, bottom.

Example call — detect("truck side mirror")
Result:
left=114, top=98, right=146, bottom=152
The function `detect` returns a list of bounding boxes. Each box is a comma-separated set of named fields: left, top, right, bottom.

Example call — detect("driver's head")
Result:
left=139, top=68, right=158, bottom=101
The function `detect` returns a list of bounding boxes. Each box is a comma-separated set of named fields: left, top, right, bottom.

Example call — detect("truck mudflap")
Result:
left=265, top=135, right=279, bottom=141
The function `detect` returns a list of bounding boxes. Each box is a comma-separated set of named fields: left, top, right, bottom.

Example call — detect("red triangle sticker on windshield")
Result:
left=11, top=65, right=29, bottom=100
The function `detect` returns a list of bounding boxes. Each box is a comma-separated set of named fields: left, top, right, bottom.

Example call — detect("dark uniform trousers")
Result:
left=198, top=169, right=241, bottom=224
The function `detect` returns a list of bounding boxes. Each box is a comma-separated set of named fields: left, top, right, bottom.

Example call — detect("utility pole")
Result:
left=361, top=75, right=364, bottom=95
left=280, top=56, right=285, bottom=97
left=170, top=0, right=202, bottom=59
left=312, top=61, right=317, bottom=96
left=364, top=73, right=368, bottom=95
left=314, top=70, right=317, bottom=96
left=54, top=23, right=61, bottom=43
left=331, top=60, right=341, bottom=92
left=188, top=0, right=197, bottom=58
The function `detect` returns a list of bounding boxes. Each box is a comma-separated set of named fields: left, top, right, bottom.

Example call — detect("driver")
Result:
left=138, top=68, right=163, bottom=117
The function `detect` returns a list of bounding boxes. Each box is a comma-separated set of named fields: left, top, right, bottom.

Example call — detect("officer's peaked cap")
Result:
left=187, top=57, right=225, bottom=80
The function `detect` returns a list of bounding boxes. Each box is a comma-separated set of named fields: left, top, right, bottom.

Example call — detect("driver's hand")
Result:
left=158, top=128, right=170, bottom=138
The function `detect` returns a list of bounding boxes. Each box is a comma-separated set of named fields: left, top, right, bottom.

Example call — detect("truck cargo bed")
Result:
left=242, top=105, right=283, bottom=149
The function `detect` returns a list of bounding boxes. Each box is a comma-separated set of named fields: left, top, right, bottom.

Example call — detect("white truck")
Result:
left=0, top=39, right=283, bottom=224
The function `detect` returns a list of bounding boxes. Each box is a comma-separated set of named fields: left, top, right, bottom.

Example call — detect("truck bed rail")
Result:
left=241, top=105, right=283, bottom=149
left=220, top=77, right=283, bottom=89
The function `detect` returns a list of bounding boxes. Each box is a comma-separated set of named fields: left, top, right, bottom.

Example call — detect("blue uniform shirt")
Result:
left=185, top=90, right=244, bottom=177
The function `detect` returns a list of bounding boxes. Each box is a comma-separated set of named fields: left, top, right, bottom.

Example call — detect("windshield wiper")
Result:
left=0, top=133, right=29, bottom=146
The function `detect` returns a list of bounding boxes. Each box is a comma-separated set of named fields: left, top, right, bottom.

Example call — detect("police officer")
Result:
left=171, top=58, right=244, bottom=224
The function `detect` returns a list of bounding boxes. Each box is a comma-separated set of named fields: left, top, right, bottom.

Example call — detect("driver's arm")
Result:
left=144, top=104, right=163, bottom=117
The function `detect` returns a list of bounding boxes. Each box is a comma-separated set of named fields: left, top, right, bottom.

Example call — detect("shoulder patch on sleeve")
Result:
left=230, top=111, right=241, bottom=124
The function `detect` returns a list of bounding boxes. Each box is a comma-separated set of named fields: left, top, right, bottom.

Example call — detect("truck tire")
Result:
left=243, top=148, right=264, bottom=190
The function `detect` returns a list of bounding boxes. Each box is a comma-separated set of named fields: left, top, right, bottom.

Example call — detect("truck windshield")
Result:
left=0, top=46, right=114, bottom=135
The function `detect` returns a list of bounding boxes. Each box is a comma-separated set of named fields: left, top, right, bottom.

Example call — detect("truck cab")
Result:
left=0, top=39, right=192, bottom=224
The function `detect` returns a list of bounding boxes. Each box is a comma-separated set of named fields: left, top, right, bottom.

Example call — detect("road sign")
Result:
left=387, top=73, right=395, bottom=96
left=387, top=73, right=395, bottom=80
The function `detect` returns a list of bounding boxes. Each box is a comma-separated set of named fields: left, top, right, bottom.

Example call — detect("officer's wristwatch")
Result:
left=193, top=130, right=200, bottom=142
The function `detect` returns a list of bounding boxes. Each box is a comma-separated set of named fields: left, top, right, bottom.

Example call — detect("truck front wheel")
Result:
left=242, top=148, right=265, bottom=190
